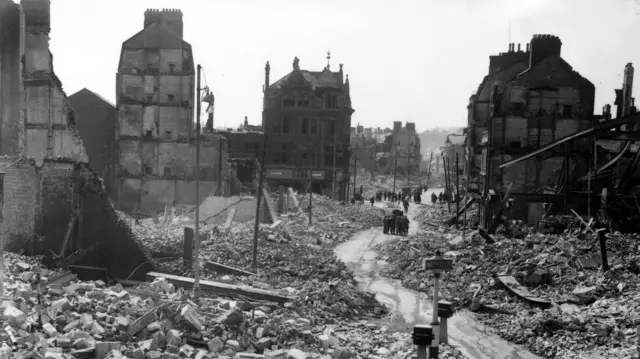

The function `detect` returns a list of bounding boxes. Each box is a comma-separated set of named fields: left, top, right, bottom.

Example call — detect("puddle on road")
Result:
left=335, top=202, right=541, bottom=359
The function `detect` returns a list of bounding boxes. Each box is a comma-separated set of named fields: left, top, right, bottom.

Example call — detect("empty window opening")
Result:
left=145, top=130, right=153, bottom=137
left=143, top=164, right=152, bottom=175
left=168, top=63, right=175, bottom=73
left=310, top=119, right=318, bottom=135
left=563, top=104, right=573, bottom=118
left=298, top=93, right=309, bottom=107
left=165, top=130, right=172, bottom=137
left=164, top=167, right=172, bottom=176
left=301, top=118, right=309, bottom=134
left=325, top=94, right=338, bottom=109
left=168, top=94, right=174, bottom=102
left=146, top=95, right=153, bottom=103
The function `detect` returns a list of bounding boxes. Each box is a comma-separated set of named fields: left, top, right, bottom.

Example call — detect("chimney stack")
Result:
left=623, top=63, right=634, bottom=117
left=517, top=43, right=521, bottom=52
left=264, top=61, right=270, bottom=93
left=529, top=34, right=562, bottom=68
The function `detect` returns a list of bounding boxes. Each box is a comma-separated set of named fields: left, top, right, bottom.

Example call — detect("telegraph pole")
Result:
left=426, top=152, right=433, bottom=192
left=193, top=64, right=203, bottom=296
left=252, top=133, right=267, bottom=272
left=455, top=153, right=460, bottom=229
left=332, top=141, right=337, bottom=200
left=308, top=179, right=313, bottom=225
left=392, top=156, right=398, bottom=195
left=352, top=153, right=357, bottom=198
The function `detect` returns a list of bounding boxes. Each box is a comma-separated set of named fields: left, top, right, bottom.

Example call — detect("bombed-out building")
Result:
left=69, top=88, right=117, bottom=199
left=467, top=35, right=595, bottom=226
left=262, top=55, right=354, bottom=197
left=0, top=0, right=152, bottom=279
left=115, top=8, right=229, bottom=214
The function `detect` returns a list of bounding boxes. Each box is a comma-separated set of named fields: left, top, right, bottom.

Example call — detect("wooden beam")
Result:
left=146, top=272, right=291, bottom=304
left=223, top=207, right=236, bottom=230
left=204, top=261, right=257, bottom=277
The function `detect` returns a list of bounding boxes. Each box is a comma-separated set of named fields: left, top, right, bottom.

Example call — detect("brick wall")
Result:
left=2, top=162, right=39, bottom=252
left=40, top=162, right=74, bottom=266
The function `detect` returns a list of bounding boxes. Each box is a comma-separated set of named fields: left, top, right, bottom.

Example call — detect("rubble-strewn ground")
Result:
left=0, top=194, right=470, bottom=358
left=375, top=203, right=640, bottom=358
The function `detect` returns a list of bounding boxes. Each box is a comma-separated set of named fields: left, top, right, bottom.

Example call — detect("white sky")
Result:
left=49, top=0, right=640, bottom=132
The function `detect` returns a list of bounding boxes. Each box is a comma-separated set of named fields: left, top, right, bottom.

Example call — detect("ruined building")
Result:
left=115, top=8, right=229, bottom=214
left=385, top=121, right=421, bottom=173
left=69, top=89, right=117, bottom=199
left=467, top=35, right=595, bottom=225
left=262, top=55, right=354, bottom=197
left=0, top=0, right=152, bottom=279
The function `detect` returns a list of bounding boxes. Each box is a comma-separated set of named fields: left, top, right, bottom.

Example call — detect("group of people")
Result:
left=383, top=214, right=410, bottom=235
left=430, top=191, right=463, bottom=204
left=378, top=191, right=404, bottom=203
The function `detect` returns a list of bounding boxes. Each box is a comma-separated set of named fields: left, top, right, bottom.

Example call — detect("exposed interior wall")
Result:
left=0, top=0, right=23, bottom=155
left=69, top=89, right=117, bottom=198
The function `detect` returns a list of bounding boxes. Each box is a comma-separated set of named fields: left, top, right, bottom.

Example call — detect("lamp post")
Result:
left=193, top=64, right=214, bottom=297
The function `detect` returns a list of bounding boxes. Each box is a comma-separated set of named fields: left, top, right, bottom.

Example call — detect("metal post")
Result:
left=193, top=65, right=202, bottom=296
left=598, top=230, right=609, bottom=271
left=332, top=141, right=337, bottom=200
left=564, top=142, right=570, bottom=214
left=308, top=179, right=313, bottom=226
left=455, top=153, right=460, bottom=229
left=442, top=152, right=451, bottom=212
left=252, top=134, right=268, bottom=272
left=426, top=152, right=433, bottom=193
left=352, top=154, right=357, bottom=198
left=393, top=156, right=398, bottom=195
left=430, top=272, right=441, bottom=359
left=463, top=158, right=468, bottom=241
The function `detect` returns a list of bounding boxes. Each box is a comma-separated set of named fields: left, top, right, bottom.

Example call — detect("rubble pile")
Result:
left=297, top=194, right=383, bottom=235
left=375, top=204, right=640, bottom=358
left=0, top=252, right=428, bottom=359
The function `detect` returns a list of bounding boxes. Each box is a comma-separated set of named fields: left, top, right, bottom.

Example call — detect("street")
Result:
left=335, top=192, right=541, bottom=359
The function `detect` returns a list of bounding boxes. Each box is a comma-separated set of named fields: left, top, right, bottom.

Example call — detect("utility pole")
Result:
left=193, top=64, right=203, bottom=296
left=442, top=152, right=451, bottom=213
left=455, top=153, right=460, bottom=229
left=392, top=156, right=398, bottom=195
left=308, top=179, right=313, bottom=226
left=252, top=133, right=268, bottom=272
left=332, top=141, right=337, bottom=200
left=426, top=152, right=433, bottom=192
left=352, top=153, right=357, bottom=198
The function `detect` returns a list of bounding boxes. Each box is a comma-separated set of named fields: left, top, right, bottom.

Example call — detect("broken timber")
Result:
left=445, top=197, right=476, bottom=225
left=204, top=261, right=257, bottom=277
left=146, top=272, right=292, bottom=305
left=288, top=187, right=303, bottom=214
left=496, top=275, right=551, bottom=307
left=222, top=207, right=236, bottom=229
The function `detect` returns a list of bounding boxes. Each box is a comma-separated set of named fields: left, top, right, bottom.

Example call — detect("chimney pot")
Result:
left=517, top=43, right=521, bottom=52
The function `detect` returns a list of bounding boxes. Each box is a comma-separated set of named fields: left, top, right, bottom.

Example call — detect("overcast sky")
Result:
left=49, top=0, right=640, bottom=133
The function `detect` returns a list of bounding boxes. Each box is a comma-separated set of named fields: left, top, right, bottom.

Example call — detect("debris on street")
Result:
left=375, top=203, right=640, bottom=358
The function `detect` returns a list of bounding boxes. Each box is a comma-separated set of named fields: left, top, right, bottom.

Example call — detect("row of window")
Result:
left=281, top=93, right=341, bottom=109
left=273, top=118, right=336, bottom=136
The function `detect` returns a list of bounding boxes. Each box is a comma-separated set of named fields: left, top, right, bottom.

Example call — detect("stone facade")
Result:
left=262, top=56, right=354, bottom=197
left=115, top=8, right=229, bottom=214
left=467, top=35, right=595, bottom=225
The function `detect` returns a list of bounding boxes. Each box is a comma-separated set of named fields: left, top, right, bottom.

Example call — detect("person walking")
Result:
left=403, top=198, right=409, bottom=213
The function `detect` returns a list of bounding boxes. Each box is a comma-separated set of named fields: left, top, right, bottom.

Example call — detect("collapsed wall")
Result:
left=1, top=157, right=155, bottom=280
left=0, top=0, right=155, bottom=280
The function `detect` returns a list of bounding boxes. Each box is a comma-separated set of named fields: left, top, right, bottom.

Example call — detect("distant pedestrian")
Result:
left=431, top=193, right=437, bottom=204
left=403, top=198, right=409, bottom=213
left=370, top=197, right=375, bottom=206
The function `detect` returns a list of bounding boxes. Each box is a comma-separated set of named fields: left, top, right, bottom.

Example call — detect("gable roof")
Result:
left=269, top=69, right=342, bottom=90
left=69, top=88, right=116, bottom=108
left=122, top=22, right=192, bottom=50
left=513, top=55, right=594, bottom=89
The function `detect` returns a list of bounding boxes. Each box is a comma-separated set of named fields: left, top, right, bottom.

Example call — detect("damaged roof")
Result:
left=269, top=69, right=343, bottom=90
